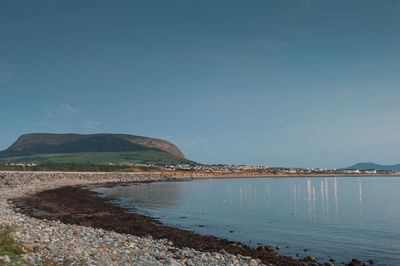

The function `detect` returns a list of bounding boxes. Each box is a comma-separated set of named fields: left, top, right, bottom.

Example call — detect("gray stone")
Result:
left=0, top=255, right=11, bottom=263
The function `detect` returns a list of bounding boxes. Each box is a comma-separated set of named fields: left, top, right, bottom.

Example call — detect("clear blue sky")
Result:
left=1, top=0, right=400, bottom=169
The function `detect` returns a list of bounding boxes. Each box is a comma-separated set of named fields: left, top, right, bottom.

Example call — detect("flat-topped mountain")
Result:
left=0, top=133, right=191, bottom=165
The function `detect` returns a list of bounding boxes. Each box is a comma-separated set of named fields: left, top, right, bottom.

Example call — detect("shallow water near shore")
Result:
left=94, top=176, right=400, bottom=265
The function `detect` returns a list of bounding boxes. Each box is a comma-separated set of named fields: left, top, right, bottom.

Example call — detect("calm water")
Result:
left=94, top=176, right=400, bottom=265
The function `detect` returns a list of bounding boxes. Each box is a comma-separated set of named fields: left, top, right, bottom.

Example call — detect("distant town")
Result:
left=2, top=162, right=398, bottom=175
left=160, top=164, right=397, bottom=175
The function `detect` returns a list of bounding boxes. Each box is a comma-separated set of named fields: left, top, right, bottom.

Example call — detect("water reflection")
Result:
left=286, top=178, right=345, bottom=222
left=312, top=186, right=316, bottom=219
left=227, top=184, right=233, bottom=204
left=294, top=183, right=297, bottom=215
left=266, top=184, right=270, bottom=202
left=97, top=178, right=372, bottom=224
left=285, top=177, right=362, bottom=222
left=334, top=178, right=338, bottom=215
left=321, top=180, right=325, bottom=217
left=325, top=178, right=329, bottom=215
left=359, top=179, right=363, bottom=217
left=98, top=183, right=183, bottom=209
left=240, top=186, right=243, bottom=207
left=254, top=186, right=257, bottom=208
left=307, top=179, right=311, bottom=215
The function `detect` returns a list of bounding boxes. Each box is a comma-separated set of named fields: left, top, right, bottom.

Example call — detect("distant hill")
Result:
left=344, top=162, right=400, bottom=171
left=0, top=133, right=193, bottom=165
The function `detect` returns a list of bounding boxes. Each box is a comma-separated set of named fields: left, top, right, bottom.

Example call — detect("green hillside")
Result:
left=0, top=133, right=193, bottom=166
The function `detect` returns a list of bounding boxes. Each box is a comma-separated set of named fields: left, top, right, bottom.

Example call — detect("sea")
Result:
left=93, top=176, right=400, bottom=265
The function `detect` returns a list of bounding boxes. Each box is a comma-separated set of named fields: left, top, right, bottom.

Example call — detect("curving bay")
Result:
left=95, top=176, right=400, bottom=265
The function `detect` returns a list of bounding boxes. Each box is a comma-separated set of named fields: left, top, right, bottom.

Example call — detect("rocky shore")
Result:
left=0, top=171, right=172, bottom=188
left=0, top=171, right=333, bottom=265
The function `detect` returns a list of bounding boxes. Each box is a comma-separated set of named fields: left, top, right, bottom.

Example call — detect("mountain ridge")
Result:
left=0, top=133, right=190, bottom=165
left=344, top=162, right=400, bottom=171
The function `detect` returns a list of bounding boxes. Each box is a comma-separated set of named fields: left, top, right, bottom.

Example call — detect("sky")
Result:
left=1, top=0, right=400, bottom=169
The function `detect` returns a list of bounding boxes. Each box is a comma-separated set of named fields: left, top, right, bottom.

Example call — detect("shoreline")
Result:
left=0, top=171, right=369, bottom=265
left=12, top=184, right=317, bottom=266
left=1, top=170, right=398, bottom=184
left=1, top=169, right=398, bottom=176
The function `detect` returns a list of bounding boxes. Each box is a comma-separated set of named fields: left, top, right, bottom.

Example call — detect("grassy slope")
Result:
left=0, top=225, right=23, bottom=263
left=0, top=151, right=193, bottom=165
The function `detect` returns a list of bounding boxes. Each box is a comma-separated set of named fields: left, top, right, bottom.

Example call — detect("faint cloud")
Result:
left=0, top=59, right=15, bottom=85
left=173, top=137, right=213, bottom=145
left=157, top=136, right=174, bottom=140
left=44, top=104, right=80, bottom=119
left=341, top=90, right=353, bottom=98
left=223, top=38, right=288, bottom=53
left=385, top=96, right=400, bottom=111
left=252, top=38, right=289, bottom=49
left=83, top=121, right=101, bottom=129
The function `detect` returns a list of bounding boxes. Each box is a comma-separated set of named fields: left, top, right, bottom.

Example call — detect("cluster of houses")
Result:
left=343, top=169, right=394, bottom=174
left=163, top=164, right=271, bottom=173
left=3, top=163, right=37, bottom=167
left=1, top=162, right=397, bottom=175
left=162, top=164, right=398, bottom=175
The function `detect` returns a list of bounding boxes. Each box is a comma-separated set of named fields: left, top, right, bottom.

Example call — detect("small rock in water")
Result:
left=276, top=246, right=281, bottom=250
left=229, top=230, right=234, bottom=233
left=349, top=258, right=366, bottom=266
left=307, top=255, right=317, bottom=262
left=368, top=259, right=375, bottom=264
left=265, top=245, right=275, bottom=252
